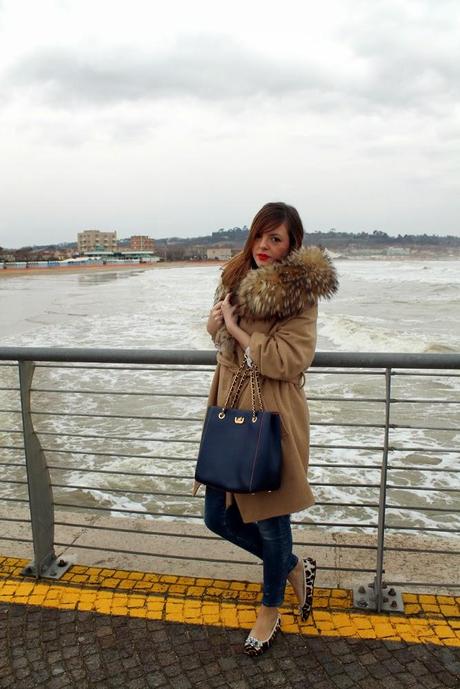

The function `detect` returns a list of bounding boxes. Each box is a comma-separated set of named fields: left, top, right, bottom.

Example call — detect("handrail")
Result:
left=0, top=346, right=459, bottom=368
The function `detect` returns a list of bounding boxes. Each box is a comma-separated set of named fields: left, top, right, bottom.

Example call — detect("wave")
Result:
left=318, top=314, right=460, bottom=353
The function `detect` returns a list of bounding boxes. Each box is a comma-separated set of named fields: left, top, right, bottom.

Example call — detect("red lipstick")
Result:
left=257, top=253, right=270, bottom=261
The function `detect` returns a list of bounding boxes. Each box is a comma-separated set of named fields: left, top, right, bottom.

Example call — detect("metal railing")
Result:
left=0, top=346, right=459, bottom=612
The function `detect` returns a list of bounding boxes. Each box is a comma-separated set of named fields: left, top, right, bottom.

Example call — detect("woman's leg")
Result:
left=256, top=514, right=298, bottom=608
left=204, top=486, right=264, bottom=560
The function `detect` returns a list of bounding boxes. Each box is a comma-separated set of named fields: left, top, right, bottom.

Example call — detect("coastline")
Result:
left=0, top=260, right=225, bottom=278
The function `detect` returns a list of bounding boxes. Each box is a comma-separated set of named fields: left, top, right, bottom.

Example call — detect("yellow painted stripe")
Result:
left=0, top=556, right=459, bottom=647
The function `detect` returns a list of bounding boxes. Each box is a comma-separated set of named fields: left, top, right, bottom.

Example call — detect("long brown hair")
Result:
left=221, top=202, right=304, bottom=291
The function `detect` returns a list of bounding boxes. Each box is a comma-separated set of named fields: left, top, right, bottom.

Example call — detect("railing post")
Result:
left=353, top=366, right=404, bottom=612
left=374, top=367, right=392, bottom=611
left=18, top=360, right=71, bottom=579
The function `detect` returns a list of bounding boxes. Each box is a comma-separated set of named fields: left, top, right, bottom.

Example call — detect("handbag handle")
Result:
left=220, top=358, right=264, bottom=422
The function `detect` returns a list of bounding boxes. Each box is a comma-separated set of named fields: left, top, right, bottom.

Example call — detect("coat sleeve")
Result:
left=248, top=303, right=318, bottom=380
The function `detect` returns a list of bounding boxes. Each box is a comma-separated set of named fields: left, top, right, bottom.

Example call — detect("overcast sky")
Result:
left=0, top=0, right=459, bottom=248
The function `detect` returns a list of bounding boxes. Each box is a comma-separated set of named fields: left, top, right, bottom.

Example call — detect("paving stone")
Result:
left=2, top=601, right=460, bottom=689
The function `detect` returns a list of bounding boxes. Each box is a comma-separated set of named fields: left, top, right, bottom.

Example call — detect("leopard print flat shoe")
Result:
left=243, top=615, right=281, bottom=656
left=298, top=557, right=316, bottom=622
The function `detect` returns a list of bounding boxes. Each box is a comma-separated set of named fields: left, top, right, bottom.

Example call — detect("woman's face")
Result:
left=252, top=223, right=291, bottom=268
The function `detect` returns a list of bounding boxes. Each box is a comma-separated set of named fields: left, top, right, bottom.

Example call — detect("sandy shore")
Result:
left=0, top=260, right=224, bottom=278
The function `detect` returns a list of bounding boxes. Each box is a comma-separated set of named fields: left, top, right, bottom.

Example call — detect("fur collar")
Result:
left=214, top=246, right=338, bottom=354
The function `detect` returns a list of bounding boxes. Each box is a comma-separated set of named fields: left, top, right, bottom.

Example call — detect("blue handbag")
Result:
left=195, top=361, right=282, bottom=494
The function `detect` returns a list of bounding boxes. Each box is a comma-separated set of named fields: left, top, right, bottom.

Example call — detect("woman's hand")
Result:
left=221, top=293, right=251, bottom=351
left=210, top=300, right=224, bottom=326
left=221, top=293, right=239, bottom=334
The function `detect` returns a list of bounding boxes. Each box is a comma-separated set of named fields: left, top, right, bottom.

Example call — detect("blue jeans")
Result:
left=204, top=486, right=298, bottom=607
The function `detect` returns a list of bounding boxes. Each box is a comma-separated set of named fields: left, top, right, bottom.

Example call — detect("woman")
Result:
left=197, top=202, right=338, bottom=655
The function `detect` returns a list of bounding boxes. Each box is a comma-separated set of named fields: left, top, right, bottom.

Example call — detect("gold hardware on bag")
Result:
left=234, top=416, right=244, bottom=424
left=218, top=412, right=226, bottom=419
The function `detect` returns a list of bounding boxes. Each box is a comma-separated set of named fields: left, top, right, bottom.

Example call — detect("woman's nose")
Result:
left=259, top=235, right=268, bottom=249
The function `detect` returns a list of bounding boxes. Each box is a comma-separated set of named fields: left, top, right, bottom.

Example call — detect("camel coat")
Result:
left=206, top=304, right=318, bottom=523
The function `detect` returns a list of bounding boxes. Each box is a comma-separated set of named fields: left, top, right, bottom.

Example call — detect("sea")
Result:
left=0, top=259, right=459, bottom=536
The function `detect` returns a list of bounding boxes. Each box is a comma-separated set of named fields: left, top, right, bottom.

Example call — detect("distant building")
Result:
left=78, top=230, right=117, bottom=254
left=184, top=244, right=208, bottom=260
left=129, top=235, right=156, bottom=252
left=207, top=247, right=232, bottom=261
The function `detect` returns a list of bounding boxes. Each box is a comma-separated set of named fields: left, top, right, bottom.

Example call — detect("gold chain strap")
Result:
left=219, top=359, right=264, bottom=421
left=221, top=360, right=248, bottom=411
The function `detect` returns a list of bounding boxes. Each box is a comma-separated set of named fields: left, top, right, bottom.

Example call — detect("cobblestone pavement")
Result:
left=1, top=602, right=459, bottom=689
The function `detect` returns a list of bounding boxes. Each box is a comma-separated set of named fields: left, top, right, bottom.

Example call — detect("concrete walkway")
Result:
left=1, top=556, right=459, bottom=689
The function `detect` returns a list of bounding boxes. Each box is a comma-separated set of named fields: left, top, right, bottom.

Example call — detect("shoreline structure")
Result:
left=0, top=259, right=224, bottom=278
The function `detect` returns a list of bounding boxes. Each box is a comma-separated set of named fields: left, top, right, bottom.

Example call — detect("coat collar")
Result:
left=216, top=245, right=338, bottom=321
left=214, top=246, right=338, bottom=355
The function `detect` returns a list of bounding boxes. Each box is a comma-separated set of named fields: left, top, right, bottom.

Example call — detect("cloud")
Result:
left=6, top=34, right=329, bottom=109
left=340, top=1, right=460, bottom=111
left=5, top=16, right=459, bottom=122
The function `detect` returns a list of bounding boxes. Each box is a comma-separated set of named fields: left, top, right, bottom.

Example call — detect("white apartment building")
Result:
left=206, top=247, right=232, bottom=261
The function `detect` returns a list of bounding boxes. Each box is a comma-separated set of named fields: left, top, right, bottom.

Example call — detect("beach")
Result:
left=0, top=259, right=224, bottom=278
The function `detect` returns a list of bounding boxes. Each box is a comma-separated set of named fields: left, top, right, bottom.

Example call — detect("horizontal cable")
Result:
left=391, top=446, right=459, bottom=454
left=31, top=388, right=208, bottom=398
left=386, top=485, right=460, bottom=492
left=309, top=396, right=385, bottom=403
left=384, top=545, right=460, bottom=556
left=291, top=519, right=378, bottom=528
left=385, top=505, right=459, bottom=513
left=0, top=479, right=27, bottom=485
left=49, top=466, right=192, bottom=479
left=386, top=580, right=460, bottom=588
left=392, top=371, right=460, bottom=378
left=0, top=445, right=24, bottom=451
left=0, top=409, right=21, bottom=414
left=0, top=463, right=25, bottom=468
left=311, top=462, right=381, bottom=469
left=41, top=447, right=196, bottom=461
left=0, top=537, right=32, bottom=543
left=0, top=497, right=28, bottom=504
left=53, top=502, right=203, bottom=519
left=0, top=517, right=31, bottom=524
left=52, top=484, right=200, bottom=498
left=388, top=465, right=460, bottom=473
left=384, top=524, right=458, bottom=533
left=0, top=429, right=22, bottom=434
left=312, top=421, right=385, bottom=429
left=37, top=364, right=215, bottom=372
left=392, top=423, right=459, bottom=432
left=310, top=443, right=383, bottom=450
left=309, top=369, right=384, bottom=376
left=32, top=411, right=203, bottom=423
left=0, top=387, right=19, bottom=392
left=37, top=430, right=200, bottom=444
left=391, top=398, right=460, bottom=404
